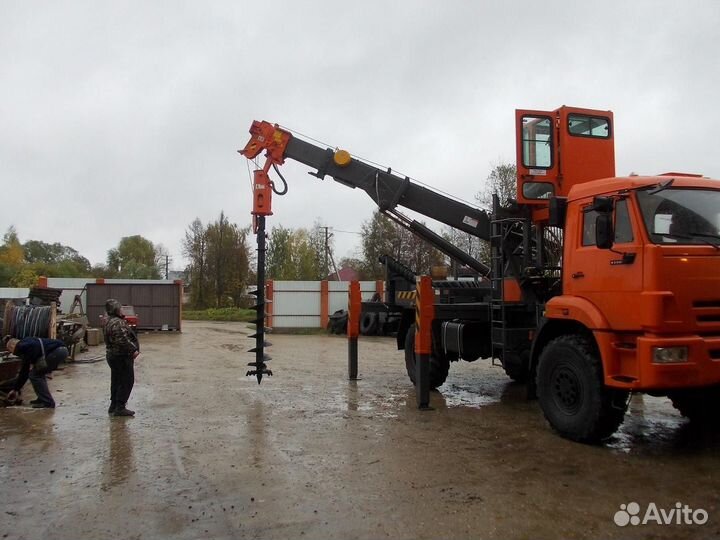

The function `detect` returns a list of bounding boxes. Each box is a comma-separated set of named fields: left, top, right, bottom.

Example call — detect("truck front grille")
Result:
left=693, top=300, right=720, bottom=326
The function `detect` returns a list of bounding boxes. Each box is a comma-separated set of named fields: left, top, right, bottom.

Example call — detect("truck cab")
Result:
left=517, top=107, right=720, bottom=440
left=551, top=175, right=720, bottom=389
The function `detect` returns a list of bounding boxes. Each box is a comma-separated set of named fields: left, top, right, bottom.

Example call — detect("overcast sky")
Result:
left=3, top=1, right=719, bottom=270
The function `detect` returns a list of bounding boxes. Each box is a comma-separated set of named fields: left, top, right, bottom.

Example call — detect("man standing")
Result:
left=103, top=299, right=139, bottom=417
left=5, top=337, right=69, bottom=408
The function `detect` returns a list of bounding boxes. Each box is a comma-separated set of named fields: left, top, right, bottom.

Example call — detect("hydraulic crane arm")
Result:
left=240, top=121, right=492, bottom=241
left=239, top=121, right=495, bottom=383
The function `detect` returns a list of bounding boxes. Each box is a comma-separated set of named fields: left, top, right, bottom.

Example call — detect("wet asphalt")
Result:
left=0, top=320, right=718, bottom=540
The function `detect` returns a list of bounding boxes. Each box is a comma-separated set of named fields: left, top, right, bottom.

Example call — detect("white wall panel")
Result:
left=273, top=280, right=382, bottom=328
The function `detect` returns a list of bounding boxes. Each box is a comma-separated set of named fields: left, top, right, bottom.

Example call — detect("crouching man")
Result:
left=5, top=337, right=69, bottom=409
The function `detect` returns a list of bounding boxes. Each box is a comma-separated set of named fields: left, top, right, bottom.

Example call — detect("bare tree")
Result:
left=183, top=218, right=208, bottom=308
left=360, top=210, right=444, bottom=279
left=438, top=162, right=518, bottom=270
left=476, top=162, right=517, bottom=210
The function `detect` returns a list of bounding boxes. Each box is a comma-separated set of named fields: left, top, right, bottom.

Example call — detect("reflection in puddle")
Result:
left=102, top=420, right=135, bottom=490
left=248, top=399, right=267, bottom=467
left=344, top=382, right=360, bottom=412
left=323, top=386, right=405, bottom=418
left=0, top=408, right=59, bottom=441
left=606, top=394, right=720, bottom=454
left=327, top=382, right=502, bottom=416
left=435, top=384, right=500, bottom=409
left=320, top=378, right=508, bottom=417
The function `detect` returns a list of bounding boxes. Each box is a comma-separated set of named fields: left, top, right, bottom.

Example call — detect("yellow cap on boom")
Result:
left=333, top=149, right=352, bottom=167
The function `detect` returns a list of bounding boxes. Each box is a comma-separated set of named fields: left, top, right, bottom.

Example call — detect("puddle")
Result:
left=435, top=384, right=501, bottom=409
left=606, top=394, right=720, bottom=454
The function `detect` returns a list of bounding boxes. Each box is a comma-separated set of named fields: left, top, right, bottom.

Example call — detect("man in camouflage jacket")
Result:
left=103, top=299, right=139, bottom=417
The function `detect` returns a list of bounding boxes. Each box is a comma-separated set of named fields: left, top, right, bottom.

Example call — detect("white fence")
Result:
left=270, top=280, right=381, bottom=329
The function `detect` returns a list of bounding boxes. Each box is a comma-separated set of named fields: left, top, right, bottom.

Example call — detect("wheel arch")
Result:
left=530, top=295, right=611, bottom=381
left=529, top=318, right=599, bottom=387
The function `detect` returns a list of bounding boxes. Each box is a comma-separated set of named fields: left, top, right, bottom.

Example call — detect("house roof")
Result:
left=327, top=266, right=360, bottom=281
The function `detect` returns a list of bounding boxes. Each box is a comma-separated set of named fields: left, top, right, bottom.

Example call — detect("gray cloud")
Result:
left=2, top=1, right=718, bottom=266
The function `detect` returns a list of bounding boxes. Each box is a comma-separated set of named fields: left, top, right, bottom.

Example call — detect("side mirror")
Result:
left=596, top=213, right=614, bottom=249
left=591, top=196, right=614, bottom=213
left=548, top=197, right=568, bottom=227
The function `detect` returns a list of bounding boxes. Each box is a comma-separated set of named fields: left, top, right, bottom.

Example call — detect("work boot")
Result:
left=113, top=407, right=135, bottom=417
left=108, top=402, right=117, bottom=415
left=30, top=398, right=42, bottom=405
left=31, top=402, right=55, bottom=409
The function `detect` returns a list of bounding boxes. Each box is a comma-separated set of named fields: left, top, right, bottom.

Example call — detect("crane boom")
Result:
left=240, top=121, right=492, bottom=251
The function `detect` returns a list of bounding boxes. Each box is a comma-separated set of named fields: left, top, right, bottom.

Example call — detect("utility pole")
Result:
left=321, top=226, right=340, bottom=280
left=322, top=226, right=330, bottom=278
left=165, top=255, right=170, bottom=279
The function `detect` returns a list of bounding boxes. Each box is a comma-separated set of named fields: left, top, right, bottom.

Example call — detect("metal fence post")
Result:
left=415, top=275, right=434, bottom=409
left=347, top=281, right=361, bottom=380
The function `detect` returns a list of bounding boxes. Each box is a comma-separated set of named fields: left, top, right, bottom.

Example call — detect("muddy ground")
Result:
left=1, top=321, right=718, bottom=540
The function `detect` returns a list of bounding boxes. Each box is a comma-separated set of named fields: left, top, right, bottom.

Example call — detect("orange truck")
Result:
left=240, top=106, right=720, bottom=442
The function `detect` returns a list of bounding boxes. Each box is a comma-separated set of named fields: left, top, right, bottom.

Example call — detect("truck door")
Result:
left=515, top=107, right=615, bottom=205
left=564, top=197, right=644, bottom=330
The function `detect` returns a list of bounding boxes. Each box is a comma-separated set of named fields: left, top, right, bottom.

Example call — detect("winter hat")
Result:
left=105, top=298, right=122, bottom=315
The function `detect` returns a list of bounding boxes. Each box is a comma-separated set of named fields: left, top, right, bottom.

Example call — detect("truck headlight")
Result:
left=653, top=346, right=688, bottom=364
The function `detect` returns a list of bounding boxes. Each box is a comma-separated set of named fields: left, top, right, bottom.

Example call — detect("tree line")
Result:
left=0, top=227, right=167, bottom=287
left=0, top=211, right=253, bottom=311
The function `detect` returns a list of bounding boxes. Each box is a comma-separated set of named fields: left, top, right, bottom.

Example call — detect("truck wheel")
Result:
left=360, top=313, right=378, bottom=335
left=404, top=326, right=450, bottom=389
left=537, top=335, right=628, bottom=443
left=327, top=310, right=348, bottom=334
left=669, top=386, right=720, bottom=425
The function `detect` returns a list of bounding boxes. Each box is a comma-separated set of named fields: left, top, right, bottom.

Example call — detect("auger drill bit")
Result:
left=247, top=214, right=272, bottom=383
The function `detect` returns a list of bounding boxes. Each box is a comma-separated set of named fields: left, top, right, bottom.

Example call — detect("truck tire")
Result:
left=404, top=326, right=450, bottom=389
left=537, top=335, right=628, bottom=443
left=669, top=386, right=720, bottom=425
left=327, top=310, right=348, bottom=335
left=360, top=313, right=378, bottom=335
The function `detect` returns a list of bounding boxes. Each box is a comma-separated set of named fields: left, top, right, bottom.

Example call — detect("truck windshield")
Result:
left=636, top=188, right=720, bottom=245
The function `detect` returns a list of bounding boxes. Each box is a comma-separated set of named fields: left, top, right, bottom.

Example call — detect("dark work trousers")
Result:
left=29, top=347, right=69, bottom=407
left=107, top=354, right=135, bottom=408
